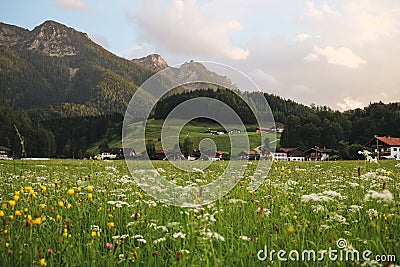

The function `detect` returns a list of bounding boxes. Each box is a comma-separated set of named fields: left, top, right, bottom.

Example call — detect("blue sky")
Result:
left=2, top=0, right=400, bottom=110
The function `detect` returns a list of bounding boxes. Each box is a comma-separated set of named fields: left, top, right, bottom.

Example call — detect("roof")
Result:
left=376, top=136, right=400, bottom=146
left=0, top=146, right=11, bottom=151
left=305, top=147, right=338, bottom=153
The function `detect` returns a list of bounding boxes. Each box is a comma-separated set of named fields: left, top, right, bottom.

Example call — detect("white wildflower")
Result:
left=200, top=229, right=225, bottom=241
left=348, top=205, right=363, bottom=212
left=364, top=189, right=393, bottom=202
left=153, top=237, right=166, bottom=244
left=173, top=232, right=186, bottom=239
left=239, top=235, right=251, bottom=241
left=301, top=193, right=332, bottom=202
left=228, top=198, right=247, bottom=204
left=136, top=238, right=146, bottom=244
left=133, top=234, right=144, bottom=239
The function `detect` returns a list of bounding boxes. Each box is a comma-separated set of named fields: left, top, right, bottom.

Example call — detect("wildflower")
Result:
left=0, top=211, right=4, bottom=217
left=15, top=210, right=22, bottom=216
left=138, top=193, right=143, bottom=199
left=58, top=201, right=64, bottom=208
left=107, top=222, right=115, bottom=228
left=8, top=200, right=16, bottom=209
left=24, top=208, right=28, bottom=213
left=87, top=185, right=93, bottom=192
left=173, top=232, right=186, bottom=239
left=6, top=242, right=9, bottom=248
left=4, top=230, right=8, bottom=234
left=40, top=185, right=46, bottom=192
left=153, top=237, right=166, bottom=244
left=56, top=215, right=61, bottom=222
left=88, top=193, right=93, bottom=201
left=2, top=204, right=7, bottom=210
left=287, top=225, right=295, bottom=234
left=67, top=189, right=74, bottom=196
left=13, top=195, right=19, bottom=201
left=33, top=217, right=42, bottom=225
left=40, top=204, right=46, bottom=210
left=106, top=242, right=113, bottom=250
left=39, top=258, right=47, bottom=266
left=364, top=190, right=393, bottom=202
left=91, top=231, right=97, bottom=238
left=152, top=250, right=159, bottom=255
left=47, top=249, right=51, bottom=256
left=67, top=204, right=72, bottom=209
left=293, top=215, right=297, bottom=220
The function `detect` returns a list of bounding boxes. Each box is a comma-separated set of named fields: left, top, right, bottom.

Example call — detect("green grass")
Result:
left=109, top=119, right=278, bottom=155
left=0, top=159, right=398, bottom=266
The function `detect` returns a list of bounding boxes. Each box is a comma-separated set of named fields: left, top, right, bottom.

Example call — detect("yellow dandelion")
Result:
left=88, top=193, right=93, bottom=201
left=91, top=231, right=97, bottom=237
left=8, top=200, right=16, bottom=209
left=40, top=185, right=47, bottom=192
left=24, top=208, right=28, bottom=213
left=56, top=214, right=61, bottom=222
left=15, top=210, right=22, bottom=216
left=138, top=193, right=143, bottom=199
left=58, top=201, right=64, bottom=208
left=0, top=211, right=4, bottom=217
left=67, top=203, right=72, bottom=209
left=293, top=215, right=297, bottom=220
left=40, top=204, right=46, bottom=210
left=4, top=230, right=8, bottom=234
left=13, top=195, right=19, bottom=201
left=67, top=189, right=74, bottom=196
left=39, top=258, right=47, bottom=266
left=33, top=217, right=42, bottom=225
left=1, top=203, right=7, bottom=210
left=107, top=222, right=115, bottom=228
left=5, top=242, right=9, bottom=248
left=87, top=185, right=93, bottom=192
left=287, top=225, right=295, bottom=234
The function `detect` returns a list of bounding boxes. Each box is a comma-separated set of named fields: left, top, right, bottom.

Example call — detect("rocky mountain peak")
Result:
left=132, top=54, right=169, bottom=72
left=28, top=20, right=88, bottom=57
left=0, top=22, right=30, bottom=46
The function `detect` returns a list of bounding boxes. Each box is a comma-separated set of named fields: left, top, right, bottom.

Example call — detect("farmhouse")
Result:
left=271, top=147, right=305, bottom=161
left=305, top=147, right=338, bottom=161
left=100, top=147, right=124, bottom=160
left=0, top=146, right=12, bottom=160
left=228, top=129, right=241, bottom=134
left=238, top=150, right=260, bottom=160
left=188, top=150, right=227, bottom=161
left=366, top=136, right=400, bottom=160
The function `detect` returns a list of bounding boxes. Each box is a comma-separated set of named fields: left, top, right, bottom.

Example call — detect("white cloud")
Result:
left=296, top=33, right=310, bottom=42
left=57, top=0, right=86, bottom=11
left=337, top=97, right=364, bottom=110
left=310, top=46, right=367, bottom=69
left=131, top=0, right=248, bottom=60
left=304, top=1, right=323, bottom=19
left=249, top=68, right=280, bottom=90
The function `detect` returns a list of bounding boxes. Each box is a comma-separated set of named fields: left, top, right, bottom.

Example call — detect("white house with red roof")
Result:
left=367, top=136, right=400, bottom=160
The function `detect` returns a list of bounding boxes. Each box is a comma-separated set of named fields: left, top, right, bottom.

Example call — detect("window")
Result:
left=393, top=148, right=398, bottom=152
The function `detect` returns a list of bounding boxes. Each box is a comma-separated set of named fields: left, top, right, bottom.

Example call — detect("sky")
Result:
left=2, top=0, right=400, bottom=110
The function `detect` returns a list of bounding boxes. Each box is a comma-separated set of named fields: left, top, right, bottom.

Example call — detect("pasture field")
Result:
left=0, top=159, right=399, bottom=266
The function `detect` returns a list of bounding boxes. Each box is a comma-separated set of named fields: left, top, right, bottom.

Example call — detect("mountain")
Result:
left=132, top=54, right=168, bottom=72
left=0, top=20, right=155, bottom=118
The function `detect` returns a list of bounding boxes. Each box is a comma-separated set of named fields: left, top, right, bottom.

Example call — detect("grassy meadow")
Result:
left=0, top=159, right=399, bottom=266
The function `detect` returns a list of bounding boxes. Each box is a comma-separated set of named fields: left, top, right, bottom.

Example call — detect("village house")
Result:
left=0, top=146, right=13, bottom=160
left=271, top=147, right=305, bottom=161
left=305, top=147, right=338, bottom=161
left=100, top=147, right=124, bottom=160
left=366, top=136, right=400, bottom=160
left=238, top=150, right=260, bottom=160
left=228, top=129, right=241, bottom=134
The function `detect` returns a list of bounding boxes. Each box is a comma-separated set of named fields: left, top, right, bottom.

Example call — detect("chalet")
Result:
left=366, top=136, right=400, bottom=160
left=0, top=146, right=12, bottom=160
left=269, top=125, right=284, bottom=133
left=188, top=150, right=227, bottom=161
left=228, top=129, right=241, bottom=134
left=205, top=130, right=226, bottom=135
left=238, top=150, right=260, bottom=160
left=305, top=147, right=338, bottom=161
left=100, top=148, right=124, bottom=160
left=271, top=147, right=305, bottom=161
left=256, top=127, right=270, bottom=133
